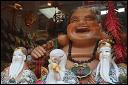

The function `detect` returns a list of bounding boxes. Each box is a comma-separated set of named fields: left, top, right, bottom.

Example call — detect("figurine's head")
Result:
left=97, top=39, right=113, bottom=60
left=12, top=47, right=27, bottom=63
left=49, top=49, right=66, bottom=64
left=67, top=6, right=102, bottom=44
left=49, top=49, right=67, bottom=71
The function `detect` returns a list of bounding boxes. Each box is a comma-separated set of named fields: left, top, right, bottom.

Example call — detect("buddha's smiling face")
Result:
left=67, top=7, right=101, bottom=42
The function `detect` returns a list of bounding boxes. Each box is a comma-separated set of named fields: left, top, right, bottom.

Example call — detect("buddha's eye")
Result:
left=70, top=16, right=79, bottom=23
left=85, top=17, right=95, bottom=21
left=84, top=16, right=96, bottom=21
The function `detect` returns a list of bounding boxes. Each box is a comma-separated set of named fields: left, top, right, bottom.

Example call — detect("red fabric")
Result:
left=35, top=59, right=42, bottom=79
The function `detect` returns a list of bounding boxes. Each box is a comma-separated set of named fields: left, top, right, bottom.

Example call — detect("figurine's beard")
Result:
left=96, top=56, right=119, bottom=84
left=9, top=61, right=24, bottom=79
left=100, top=57, right=112, bottom=83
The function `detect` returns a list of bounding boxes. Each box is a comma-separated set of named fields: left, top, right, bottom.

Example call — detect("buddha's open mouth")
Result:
left=75, top=27, right=90, bottom=33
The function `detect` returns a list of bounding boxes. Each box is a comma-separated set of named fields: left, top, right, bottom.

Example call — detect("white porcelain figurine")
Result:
left=93, top=40, right=127, bottom=84
left=1, top=47, right=37, bottom=84
left=45, top=49, right=79, bottom=84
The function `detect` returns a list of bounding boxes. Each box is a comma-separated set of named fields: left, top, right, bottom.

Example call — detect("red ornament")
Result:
left=105, top=1, right=121, bottom=43
left=104, top=1, right=126, bottom=63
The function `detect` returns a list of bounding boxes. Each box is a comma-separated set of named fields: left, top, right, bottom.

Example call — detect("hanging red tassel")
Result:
left=104, top=1, right=126, bottom=63
left=105, top=1, right=121, bottom=43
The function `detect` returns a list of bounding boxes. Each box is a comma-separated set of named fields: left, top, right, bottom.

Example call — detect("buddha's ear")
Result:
left=97, top=23, right=103, bottom=39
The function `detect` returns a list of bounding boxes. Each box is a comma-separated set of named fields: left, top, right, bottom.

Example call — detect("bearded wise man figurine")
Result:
left=92, top=39, right=127, bottom=84
left=45, top=49, right=79, bottom=84
left=1, top=47, right=37, bottom=84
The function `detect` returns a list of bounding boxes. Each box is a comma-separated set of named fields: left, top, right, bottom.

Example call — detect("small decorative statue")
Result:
left=92, top=39, right=127, bottom=84
left=45, top=49, right=79, bottom=84
left=1, top=47, right=37, bottom=84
